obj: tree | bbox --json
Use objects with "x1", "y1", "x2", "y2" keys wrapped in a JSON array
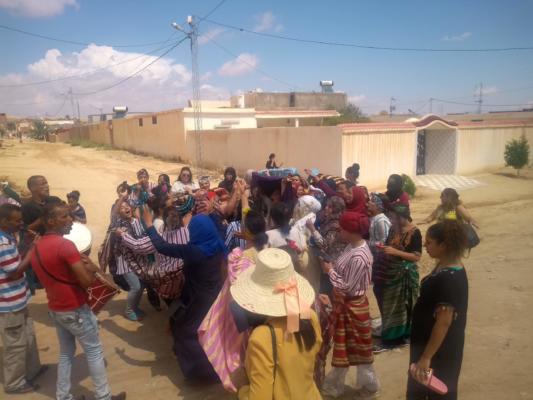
[
  {"x1": 6, "y1": 121, "x2": 16, "y2": 132},
  {"x1": 323, "y1": 103, "x2": 370, "y2": 125},
  {"x1": 30, "y1": 120, "x2": 49, "y2": 141},
  {"x1": 504, "y1": 134, "x2": 530, "y2": 176}
]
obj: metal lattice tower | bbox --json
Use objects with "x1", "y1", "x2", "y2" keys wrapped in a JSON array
[{"x1": 189, "y1": 16, "x2": 203, "y2": 165}]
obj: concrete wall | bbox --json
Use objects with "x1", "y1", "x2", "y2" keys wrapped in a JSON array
[
  {"x1": 233, "y1": 92, "x2": 347, "y2": 111},
  {"x1": 111, "y1": 110, "x2": 188, "y2": 161},
  {"x1": 456, "y1": 124, "x2": 533, "y2": 174},
  {"x1": 183, "y1": 109, "x2": 257, "y2": 132},
  {"x1": 187, "y1": 126, "x2": 343, "y2": 176},
  {"x1": 342, "y1": 129, "x2": 416, "y2": 189}
]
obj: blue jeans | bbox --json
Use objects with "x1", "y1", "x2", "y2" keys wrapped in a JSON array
[
  {"x1": 123, "y1": 271, "x2": 144, "y2": 314},
  {"x1": 49, "y1": 305, "x2": 111, "y2": 400}
]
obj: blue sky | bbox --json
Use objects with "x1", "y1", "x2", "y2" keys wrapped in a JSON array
[{"x1": 1, "y1": 0, "x2": 532, "y2": 117}]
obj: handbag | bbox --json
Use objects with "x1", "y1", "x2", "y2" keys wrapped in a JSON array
[
  {"x1": 267, "y1": 324, "x2": 277, "y2": 399},
  {"x1": 463, "y1": 223, "x2": 480, "y2": 249}
]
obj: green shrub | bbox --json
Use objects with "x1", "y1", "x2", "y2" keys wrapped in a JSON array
[
  {"x1": 504, "y1": 134, "x2": 530, "y2": 176},
  {"x1": 401, "y1": 174, "x2": 417, "y2": 197}
]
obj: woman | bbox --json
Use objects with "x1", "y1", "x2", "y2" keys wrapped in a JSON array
[
  {"x1": 266, "y1": 202, "x2": 305, "y2": 250},
  {"x1": 375, "y1": 204, "x2": 421, "y2": 351},
  {"x1": 198, "y1": 208, "x2": 269, "y2": 392},
  {"x1": 171, "y1": 166, "x2": 199, "y2": 195},
  {"x1": 408, "y1": 220, "x2": 469, "y2": 400},
  {"x1": 320, "y1": 212, "x2": 380, "y2": 399},
  {"x1": 345, "y1": 162, "x2": 361, "y2": 185},
  {"x1": 142, "y1": 209, "x2": 226, "y2": 381},
  {"x1": 66, "y1": 190, "x2": 87, "y2": 223},
  {"x1": 112, "y1": 200, "x2": 147, "y2": 321},
  {"x1": 265, "y1": 153, "x2": 282, "y2": 169},
  {"x1": 218, "y1": 167, "x2": 237, "y2": 194},
  {"x1": 129, "y1": 168, "x2": 156, "y2": 212},
  {"x1": 423, "y1": 188, "x2": 479, "y2": 228},
  {"x1": 231, "y1": 248, "x2": 321, "y2": 400},
  {"x1": 151, "y1": 173, "x2": 171, "y2": 200},
  {"x1": 337, "y1": 180, "x2": 368, "y2": 216},
  {"x1": 385, "y1": 174, "x2": 410, "y2": 208},
  {"x1": 367, "y1": 192, "x2": 391, "y2": 249}
]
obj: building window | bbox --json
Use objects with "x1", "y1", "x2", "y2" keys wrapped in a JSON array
[
  {"x1": 138, "y1": 118, "x2": 143, "y2": 127},
  {"x1": 152, "y1": 116, "x2": 157, "y2": 125}
]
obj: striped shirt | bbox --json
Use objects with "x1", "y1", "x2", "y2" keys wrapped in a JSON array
[
  {"x1": 115, "y1": 218, "x2": 145, "y2": 275},
  {"x1": 0, "y1": 231, "x2": 30, "y2": 313},
  {"x1": 225, "y1": 221, "x2": 246, "y2": 251},
  {"x1": 369, "y1": 213, "x2": 391, "y2": 248},
  {"x1": 328, "y1": 242, "x2": 373, "y2": 297},
  {"x1": 121, "y1": 227, "x2": 189, "y2": 299}
]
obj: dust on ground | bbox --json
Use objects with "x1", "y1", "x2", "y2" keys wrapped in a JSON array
[{"x1": 1, "y1": 140, "x2": 532, "y2": 400}]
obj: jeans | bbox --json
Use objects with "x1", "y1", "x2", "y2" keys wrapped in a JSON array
[
  {"x1": 123, "y1": 271, "x2": 144, "y2": 314},
  {"x1": 49, "y1": 305, "x2": 111, "y2": 400}
]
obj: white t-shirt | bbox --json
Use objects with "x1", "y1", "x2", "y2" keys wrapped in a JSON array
[{"x1": 170, "y1": 181, "x2": 199, "y2": 194}]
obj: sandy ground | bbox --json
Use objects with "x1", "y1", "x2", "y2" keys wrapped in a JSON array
[{"x1": 1, "y1": 139, "x2": 532, "y2": 400}]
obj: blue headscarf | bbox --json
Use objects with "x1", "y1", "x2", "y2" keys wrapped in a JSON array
[{"x1": 189, "y1": 214, "x2": 227, "y2": 257}]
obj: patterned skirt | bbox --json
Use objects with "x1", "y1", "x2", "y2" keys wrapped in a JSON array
[
  {"x1": 381, "y1": 260, "x2": 419, "y2": 341},
  {"x1": 330, "y1": 292, "x2": 373, "y2": 367}
]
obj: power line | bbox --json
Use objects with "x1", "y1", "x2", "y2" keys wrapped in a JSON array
[
  {"x1": 207, "y1": 37, "x2": 303, "y2": 90},
  {"x1": 72, "y1": 37, "x2": 188, "y2": 96},
  {"x1": 197, "y1": 0, "x2": 229, "y2": 23},
  {"x1": 0, "y1": 23, "x2": 179, "y2": 48},
  {"x1": 204, "y1": 19, "x2": 533, "y2": 52},
  {"x1": 0, "y1": 39, "x2": 182, "y2": 88},
  {"x1": 431, "y1": 98, "x2": 531, "y2": 107}
]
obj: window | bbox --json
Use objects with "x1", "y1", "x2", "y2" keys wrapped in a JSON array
[
  {"x1": 152, "y1": 116, "x2": 157, "y2": 125},
  {"x1": 138, "y1": 118, "x2": 143, "y2": 127}
]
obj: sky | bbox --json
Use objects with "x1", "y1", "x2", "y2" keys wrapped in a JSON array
[{"x1": 0, "y1": 0, "x2": 532, "y2": 118}]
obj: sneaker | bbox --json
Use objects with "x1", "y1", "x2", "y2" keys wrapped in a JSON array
[
  {"x1": 135, "y1": 308, "x2": 146, "y2": 318},
  {"x1": 111, "y1": 392, "x2": 126, "y2": 400},
  {"x1": 125, "y1": 310, "x2": 143, "y2": 321},
  {"x1": 5, "y1": 382, "x2": 39, "y2": 394},
  {"x1": 372, "y1": 344, "x2": 389, "y2": 354},
  {"x1": 321, "y1": 382, "x2": 345, "y2": 398},
  {"x1": 353, "y1": 387, "x2": 380, "y2": 399}
]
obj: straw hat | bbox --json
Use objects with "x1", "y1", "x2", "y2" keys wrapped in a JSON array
[{"x1": 230, "y1": 248, "x2": 315, "y2": 318}]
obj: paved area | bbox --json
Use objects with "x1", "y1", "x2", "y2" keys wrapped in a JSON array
[{"x1": 413, "y1": 174, "x2": 486, "y2": 192}]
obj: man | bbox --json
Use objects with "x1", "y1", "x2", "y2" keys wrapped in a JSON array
[
  {"x1": 0, "y1": 204, "x2": 47, "y2": 394},
  {"x1": 30, "y1": 203, "x2": 126, "y2": 400},
  {"x1": 21, "y1": 176, "x2": 64, "y2": 234}
]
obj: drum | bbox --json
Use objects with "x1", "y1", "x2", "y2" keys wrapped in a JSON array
[
  {"x1": 87, "y1": 273, "x2": 121, "y2": 314},
  {"x1": 64, "y1": 222, "x2": 92, "y2": 255}
]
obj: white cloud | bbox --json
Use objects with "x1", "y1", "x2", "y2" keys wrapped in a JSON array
[
  {"x1": 198, "y1": 28, "x2": 225, "y2": 45},
  {"x1": 218, "y1": 53, "x2": 258, "y2": 77},
  {"x1": 253, "y1": 11, "x2": 283, "y2": 33},
  {"x1": 0, "y1": 45, "x2": 195, "y2": 117},
  {"x1": 348, "y1": 94, "x2": 366, "y2": 104},
  {"x1": 480, "y1": 86, "x2": 498, "y2": 95},
  {"x1": 0, "y1": 0, "x2": 78, "y2": 18},
  {"x1": 441, "y1": 32, "x2": 472, "y2": 42}
]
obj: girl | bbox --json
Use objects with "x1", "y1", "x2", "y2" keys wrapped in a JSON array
[
  {"x1": 423, "y1": 188, "x2": 479, "y2": 228},
  {"x1": 321, "y1": 211, "x2": 380, "y2": 399},
  {"x1": 66, "y1": 190, "x2": 87, "y2": 224},
  {"x1": 408, "y1": 220, "x2": 469, "y2": 400}
]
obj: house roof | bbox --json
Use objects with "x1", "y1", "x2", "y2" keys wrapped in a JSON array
[{"x1": 255, "y1": 109, "x2": 339, "y2": 119}]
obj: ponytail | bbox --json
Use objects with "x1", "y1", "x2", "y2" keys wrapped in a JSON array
[{"x1": 294, "y1": 318, "x2": 317, "y2": 352}]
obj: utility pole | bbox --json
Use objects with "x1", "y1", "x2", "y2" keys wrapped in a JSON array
[
  {"x1": 68, "y1": 87, "x2": 75, "y2": 120},
  {"x1": 76, "y1": 101, "x2": 81, "y2": 122},
  {"x1": 429, "y1": 97, "x2": 434, "y2": 114},
  {"x1": 389, "y1": 97, "x2": 396, "y2": 118},
  {"x1": 173, "y1": 16, "x2": 203, "y2": 166},
  {"x1": 475, "y1": 82, "x2": 483, "y2": 114}
]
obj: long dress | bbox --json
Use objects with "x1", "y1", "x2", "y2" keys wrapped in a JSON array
[
  {"x1": 407, "y1": 267, "x2": 468, "y2": 400},
  {"x1": 146, "y1": 226, "x2": 224, "y2": 381}
]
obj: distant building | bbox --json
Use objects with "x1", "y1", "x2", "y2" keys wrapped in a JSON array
[{"x1": 230, "y1": 91, "x2": 347, "y2": 111}]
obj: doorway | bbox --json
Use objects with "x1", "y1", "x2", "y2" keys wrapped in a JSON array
[{"x1": 416, "y1": 130, "x2": 426, "y2": 175}]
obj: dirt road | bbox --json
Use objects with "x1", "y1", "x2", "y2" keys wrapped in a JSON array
[{"x1": 1, "y1": 140, "x2": 532, "y2": 399}]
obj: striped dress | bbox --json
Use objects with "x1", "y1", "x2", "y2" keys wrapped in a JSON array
[
  {"x1": 0, "y1": 231, "x2": 30, "y2": 313},
  {"x1": 328, "y1": 242, "x2": 374, "y2": 367}
]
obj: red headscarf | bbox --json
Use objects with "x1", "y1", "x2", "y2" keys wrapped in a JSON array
[{"x1": 339, "y1": 211, "x2": 370, "y2": 236}]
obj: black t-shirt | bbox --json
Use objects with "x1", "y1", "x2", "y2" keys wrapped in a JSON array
[
  {"x1": 411, "y1": 267, "x2": 469, "y2": 359},
  {"x1": 21, "y1": 196, "x2": 63, "y2": 234},
  {"x1": 405, "y1": 229, "x2": 422, "y2": 254}
]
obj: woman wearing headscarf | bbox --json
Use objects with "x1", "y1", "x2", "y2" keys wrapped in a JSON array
[
  {"x1": 385, "y1": 174, "x2": 410, "y2": 209},
  {"x1": 218, "y1": 167, "x2": 237, "y2": 194},
  {"x1": 320, "y1": 211, "x2": 380, "y2": 399},
  {"x1": 231, "y1": 248, "x2": 321, "y2": 400},
  {"x1": 374, "y1": 204, "x2": 421, "y2": 352},
  {"x1": 142, "y1": 208, "x2": 226, "y2": 381}
]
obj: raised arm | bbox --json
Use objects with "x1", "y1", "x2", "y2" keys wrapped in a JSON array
[{"x1": 457, "y1": 204, "x2": 479, "y2": 228}]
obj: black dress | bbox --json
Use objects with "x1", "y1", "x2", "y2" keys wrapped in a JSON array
[
  {"x1": 407, "y1": 267, "x2": 468, "y2": 400},
  {"x1": 146, "y1": 226, "x2": 224, "y2": 381}
]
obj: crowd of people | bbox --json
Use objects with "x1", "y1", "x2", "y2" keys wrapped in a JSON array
[{"x1": 0, "y1": 159, "x2": 478, "y2": 400}]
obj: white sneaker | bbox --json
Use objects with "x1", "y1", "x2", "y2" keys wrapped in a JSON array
[{"x1": 353, "y1": 387, "x2": 380, "y2": 399}]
